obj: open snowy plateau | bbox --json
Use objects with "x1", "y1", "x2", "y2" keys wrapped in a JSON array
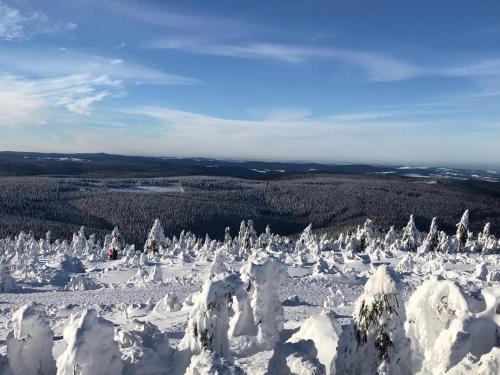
[{"x1": 0, "y1": 216, "x2": 498, "y2": 374}]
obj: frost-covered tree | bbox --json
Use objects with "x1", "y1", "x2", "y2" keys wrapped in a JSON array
[
  {"x1": 57, "y1": 309, "x2": 123, "y2": 375},
  {"x1": 402, "y1": 214, "x2": 420, "y2": 252},
  {"x1": 336, "y1": 265, "x2": 411, "y2": 374},
  {"x1": 418, "y1": 217, "x2": 439, "y2": 253},
  {"x1": 7, "y1": 303, "x2": 56, "y2": 375},
  {"x1": 383, "y1": 226, "x2": 397, "y2": 249},
  {"x1": 71, "y1": 226, "x2": 86, "y2": 257},
  {"x1": 240, "y1": 256, "x2": 289, "y2": 349},
  {"x1": 177, "y1": 273, "x2": 245, "y2": 373},
  {"x1": 207, "y1": 248, "x2": 229, "y2": 277},
  {"x1": 357, "y1": 219, "x2": 374, "y2": 252},
  {"x1": 456, "y1": 210, "x2": 469, "y2": 250},
  {"x1": 224, "y1": 227, "x2": 232, "y2": 245},
  {"x1": 144, "y1": 219, "x2": 167, "y2": 253},
  {"x1": 240, "y1": 220, "x2": 258, "y2": 250},
  {"x1": 111, "y1": 226, "x2": 126, "y2": 250}
]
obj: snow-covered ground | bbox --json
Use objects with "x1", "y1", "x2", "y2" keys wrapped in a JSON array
[{"x1": 0, "y1": 214, "x2": 498, "y2": 374}]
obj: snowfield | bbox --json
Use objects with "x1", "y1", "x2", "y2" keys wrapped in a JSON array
[{"x1": 0, "y1": 213, "x2": 498, "y2": 374}]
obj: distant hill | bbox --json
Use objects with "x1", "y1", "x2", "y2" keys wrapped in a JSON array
[{"x1": 0, "y1": 151, "x2": 498, "y2": 182}]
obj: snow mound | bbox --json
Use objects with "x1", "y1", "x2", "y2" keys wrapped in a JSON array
[
  {"x1": 50, "y1": 253, "x2": 86, "y2": 273},
  {"x1": 268, "y1": 339, "x2": 325, "y2": 375},
  {"x1": 288, "y1": 312, "x2": 342, "y2": 374},
  {"x1": 447, "y1": 346, "x2": 500, "y2": 375},
  {"x1": 126, "y1": 299, "x2": 155, "y2": 319},
  {"x1": 405, "y1": 277, "x2": 472, "y2": 373},
  {"x1": 7, "y1": 303, "x2": 56, "y2": 375},
  {"x1": 56, "y1": 309, "x2": 123, "y2": 375}
]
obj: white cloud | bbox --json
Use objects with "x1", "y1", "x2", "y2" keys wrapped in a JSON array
[
  {"x1": 0, "y1": 1, "x2": 23, "y2": 39},
  {"x1": 0, "y1": 73, "x2": 120, "y2": 126},
  {"x1": 46, "y1": 105, "x2": 494, "y2": 168},
  {"x1": 0, "y1": 77, "x2": 47, "y2": 127},
  {"x1": 0, "y1": 0, "x2": 77, "y2": 40}
]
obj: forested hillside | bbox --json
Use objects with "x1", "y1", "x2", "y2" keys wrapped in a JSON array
[{"x1": 0, "y1": 174, "x2": 498, "y2": 245}]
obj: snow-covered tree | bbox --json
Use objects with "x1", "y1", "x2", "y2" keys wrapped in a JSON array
[
  {"x1": 357, "y1": 219, "x2": 374, "y2": 252},
  {"x1": 456, "y1": 209, "x2": 469, "y2": 250},
  {"x1": 240, "y1": 256, "x2": 289, "y2": 349},
  {"x1": 402, "y1": 214, "x2": 420, "y2": 252},
  {"x1": 71, "y1": 226, "x2": 86, "y2": 257},
  {"x1": 336, "y1": 265, "x2": 411, "y2": 374},
  {"x1": 7, "y1": 303, "x2": 56, "y2": 375},
  {"x1": 418, "y1": 217, "x2": 439, "y2": 253},
  {"x1": 144, "y1": 219, "x2": 167, "y2": 253},
  {"x1": 224, "y1": 227, "x2": 232, "y2": 245},
  {"x1": 111, "y1": 226, "x2": 125, "y2": 250},
  {"x1": 383, "y1": 226, "x2": 397, "y2": 249},
  {"x1": 57, "y1": 309, "x2": 123, "y2": 375},
  {"x1": 178, "y1": 273, "x2": 244, "y2": 373}
]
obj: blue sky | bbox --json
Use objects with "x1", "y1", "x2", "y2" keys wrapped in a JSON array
[{"x1": 0, "y1": 0, "x2": 499, "y2": 169}]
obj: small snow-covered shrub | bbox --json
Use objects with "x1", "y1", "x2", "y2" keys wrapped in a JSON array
[
  {"x1": 117, "y1": 320, "x2": 172, "y2": 374},
  {"x1": 128, "y1": 267, "x2": 149, "y2": 286},
  {"x1": 56, "y1": 309, "x2": 123, "y2": 375},
  {"x1": 64, "y1": 275, "x2": 100, "y2": 291},
  {"x1": 154, "y1": 292, "x2": 182, "y2": 313},
  {"x1": 207, "y1": 249, "x2": 229, "y2": 277},
  {"x1": 323, "y1": 287, "x2": 345, "y2": 310},
  {"x1": 148, "y1": 264, "x2": 163, "y2": 282},
  {"x1": 185, "y1": 351, "x2": 244, "y2": 375},
  {"x1": 7, "y1": 303, "x2": 56, "y2": 375}
]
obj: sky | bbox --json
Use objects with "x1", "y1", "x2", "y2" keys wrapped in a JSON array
[{"x1": 0, "y1": 0, "x2": 499, "y2": 169}]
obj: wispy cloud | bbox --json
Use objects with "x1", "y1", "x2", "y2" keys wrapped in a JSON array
[
  {"x1": 0, "y1": 0, "x2": 76, "y2": 40},
  {"x1": 0, "y1": 47, "x2": 200, "y2": 86},
  {"x1": 151, "y1": 36, "x2": 500, "y2": 84},
  {"x1": 151, "y1": 39, "x2": 421, "y2": 81},
  {"x1": 93, "y1": 0, "x2": 263, "y2": 37}
]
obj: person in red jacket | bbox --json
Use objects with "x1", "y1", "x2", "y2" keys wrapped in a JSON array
[{"x1": 108, "y1": 247, "x2": 114, "y2": 260}]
